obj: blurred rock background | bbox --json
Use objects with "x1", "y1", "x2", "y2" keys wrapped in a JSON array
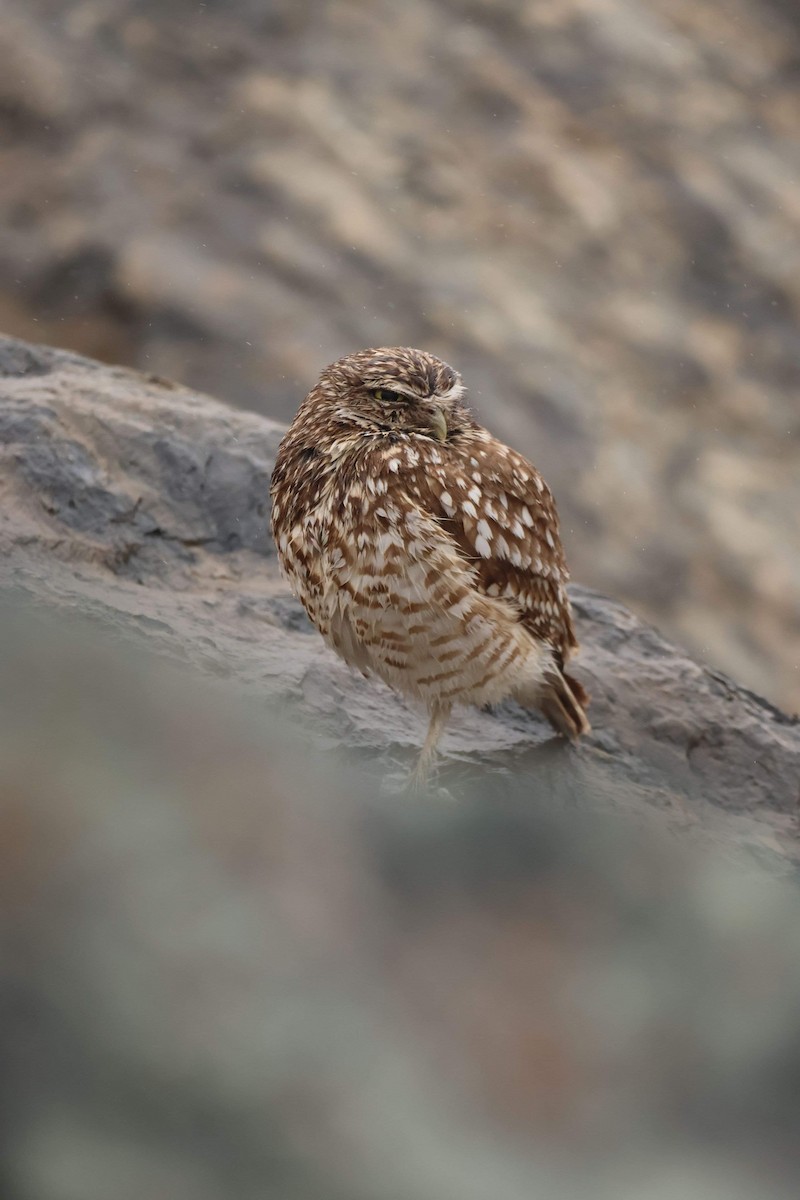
[{"x1": 0, "y1": 0, "x2": 798, "y2": 710}]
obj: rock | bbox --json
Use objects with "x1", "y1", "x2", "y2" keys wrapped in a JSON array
[
  {"x1": 1, "y1": 0, "x2": 799, "y2": 712},
  {"x1": 1, "y1": 333, "x2": 798, "y2": 869},
  {"x1": 4, "y1": 333, "x2": 800, "y2": 1200},
  {"x1": 5, "y1": 596, "x2": 800, "y2": 1200}
]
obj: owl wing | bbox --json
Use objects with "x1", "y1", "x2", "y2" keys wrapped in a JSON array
[{"x1": 414, "y1": 430, "x2": 579, "y2": 664}]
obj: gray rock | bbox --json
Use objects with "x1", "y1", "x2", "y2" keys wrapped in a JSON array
[
  {"x1": 4, "y1": 334, "x2": 800, "y2": 1200},
  {"x1": 1, "y1": 333, "x2": 798, "y2": 869},
  {"x1": 2, "y1": 0, "x2": 800, "y2": 713}
]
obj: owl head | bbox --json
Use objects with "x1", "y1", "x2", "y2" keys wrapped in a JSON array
[{"x1": 315, "y1": 347, "x2": 470, "y2": 442}]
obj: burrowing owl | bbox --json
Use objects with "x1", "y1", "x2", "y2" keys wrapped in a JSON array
[{"x1": 270, "y1": 347, "x2": 590, "y2": 782}]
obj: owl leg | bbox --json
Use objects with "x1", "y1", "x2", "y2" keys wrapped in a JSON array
[{"x1": 410, "y1": 702, "x2": 452, "y2": 788}]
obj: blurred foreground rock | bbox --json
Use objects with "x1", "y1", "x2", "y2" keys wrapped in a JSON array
[
  {"x1": 2, "y1": 565, "x2": 800, "y2": 1199},
  {"x1": 1, "y1": 334, "x2": 798, "y2": 871}
]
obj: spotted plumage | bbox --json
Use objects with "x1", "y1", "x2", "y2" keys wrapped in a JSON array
[{"x1": 270, "y1": 346, "x2": 590, "y2": 782}]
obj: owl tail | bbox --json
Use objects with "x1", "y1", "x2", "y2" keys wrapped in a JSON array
[
  {"x1": 517, "y1": 669, "x2": 591, "y2": 741},
  {"x1": 541, "y1": 670, "x2": 591, "y2": 741}
]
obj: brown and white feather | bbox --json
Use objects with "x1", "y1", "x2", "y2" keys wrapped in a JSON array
[{"x1": 270, "y1": 347, "x2": 590, "y2": 777}]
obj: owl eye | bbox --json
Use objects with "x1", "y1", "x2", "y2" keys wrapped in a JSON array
[{"x1": 371, "y1": 388, "x2": 402, "y2": 403}]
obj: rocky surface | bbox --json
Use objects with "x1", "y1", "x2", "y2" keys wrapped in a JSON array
[
  {"x1": 5, "y1": 598, "x2": 800, "y2": 1200},
  {"x1": 1, "y1": 0, "x2": 799, "y2": 711},
  {"x1": 2, "y1": 334, "x2": 798, "y2": 869},
  {"x1": 4, "y1": 334, "x2": 800, "y2": 1200}
]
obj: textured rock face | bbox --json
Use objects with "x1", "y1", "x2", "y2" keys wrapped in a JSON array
[
  {"x1": 0, "y1": 0, "x2": 799, "y2": 711},
  {"x1": 1, "y1": 334, "x2": 798, "y2": 868},
  {"x1": 3, "y1": 334, "x2": 800, "y2": 1200}
]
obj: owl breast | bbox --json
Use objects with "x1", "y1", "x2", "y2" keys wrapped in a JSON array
[{"x1": 272, "y1": 437, "x2": 549, "y2": 709}]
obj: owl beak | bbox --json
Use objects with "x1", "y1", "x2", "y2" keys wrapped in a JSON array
[{"x1": 428, "y1": 405, "x2": 448, "y2": 442}]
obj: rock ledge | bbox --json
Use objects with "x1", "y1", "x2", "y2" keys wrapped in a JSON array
[{"x1": 1, "y1": 335, "x2": 798, "y2": 867}]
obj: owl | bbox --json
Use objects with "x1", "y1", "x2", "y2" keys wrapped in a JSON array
[{"x1": 270, "y1": 347, "x2": 590, "y2": 783}]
